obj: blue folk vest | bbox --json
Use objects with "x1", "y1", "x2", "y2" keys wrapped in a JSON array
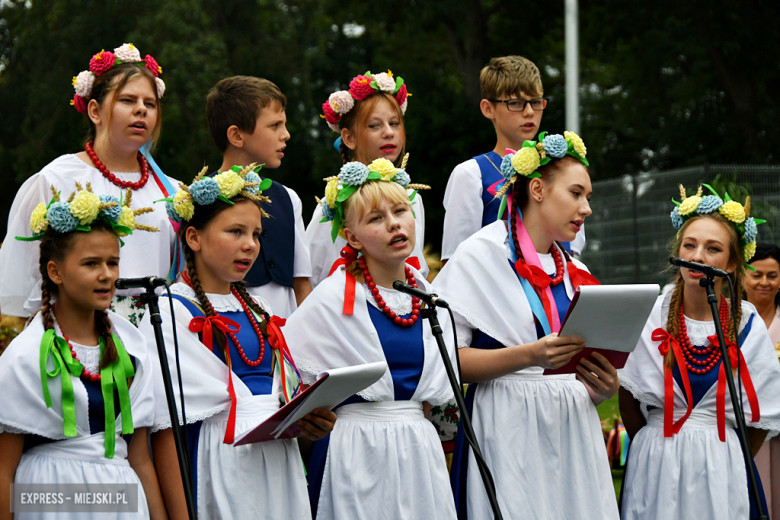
[{"x1": 474, "y1": 152, "x2": 506, "y2": 227}]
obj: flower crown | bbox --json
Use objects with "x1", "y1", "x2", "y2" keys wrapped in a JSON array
[
  {"x1": 161, "y1": 164, "x2": 273, "y2": 222},
  {"x1": 495, "y1": 131, "x2": 589, "y2": 200},
  {"x1": 671, "y1": 184, "x2": 764, "y2": 264},
  {"x1": 318, "y1": 154, "x2": 429, "y2": 242},
  {"x1": 17, "y1": 183, "x2": 159, "y2": 243},
  {"x1": 71, "y1": 43, "x2": 165, "y2": 114},
  {"x1": 321, "y1": 70, "x2": 410, "y2": 133}
]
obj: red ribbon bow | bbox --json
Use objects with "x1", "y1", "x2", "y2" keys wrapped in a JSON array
[
  {"x1": 189, "y1": 315, "x2": 241, "y2": 444},
  {"x1": 651, "y1": 328, "x2": 693, "y2": 438},
  {"x1": 709, "y1": 335, "x2": 760, "y2": 441},
  {"x1": 265, "y1": 316, "x2": 296, "y2": 402},
  {"x1": 514, "y1": 257, "x2": 555, "y2": 326},
  {"x1": 567, "y1": 262, "x2": 602, "y2": 291}
]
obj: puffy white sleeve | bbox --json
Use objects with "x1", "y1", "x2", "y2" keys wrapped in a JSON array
[
  {"x1": 0, "y1": 173, "x2": 57, "y2": 317},
  {"x1": 285, "y1": 187, "x2": 312, "y2": 278},
  {"x1": 441, "y1": 160, "x2": 483, "y2": 260},
  {"x1": 305, "y1": 204, "x2": 335, "y2": 288}
]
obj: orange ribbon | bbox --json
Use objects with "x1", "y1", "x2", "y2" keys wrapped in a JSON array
[
  {"x1": 328, "y1": 246, "x2": 423, "y2": 316},
  {"x1": 652, "y1": 328, "x2": 693, "y2": 437},
  {"x1": 709, "y1": 334, "x2": 760, "y2": 441}
]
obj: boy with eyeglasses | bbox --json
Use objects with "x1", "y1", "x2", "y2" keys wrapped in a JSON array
[{"x1": 441, "y1": 55, "x2": 585, "y2": 262}]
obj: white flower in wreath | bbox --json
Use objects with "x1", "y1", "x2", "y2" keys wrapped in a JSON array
[
  {"x1": 114, "y1": 43, "x2": 141, "y2": 62},
  {"x1": 73, "y1": 70, "x2": 94, "y2": 97},
  {"x1": 373, "y1": 72, "x2": 396, "y2": 93}
]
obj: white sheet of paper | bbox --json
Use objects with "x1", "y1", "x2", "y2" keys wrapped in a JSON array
[
  {"x1": 559, "y1": 284, "x2": 660, "y2": 353},
  {"x1": 272, "y1": 361, "x2": 388, "y2": 437}
]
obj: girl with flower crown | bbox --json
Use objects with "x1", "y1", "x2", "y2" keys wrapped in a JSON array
[
  {"x1": 433, "y1": 132, "x2": 621, "y2": 519},
  {"x1": 306, "y1": 70, "x2": 429, "y2": 287},
  {"x1": 0, "y1": 43, "x2": 180, "y2": 327},
  {"x1": 284, "y1": 161, "x2": 457, "y2": 519},
  {"x1": 619, "y1": 186, "x2": 780, "y2": 520},
  {"x1": 138, "y1": 166, "x2": 336, "y2": 520},
  {"x1": 0, "y1": 185, "x2": 166, "y2": 520}
]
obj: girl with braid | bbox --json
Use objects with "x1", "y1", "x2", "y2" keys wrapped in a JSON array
[
  {"x1": 619, "y1": 186, "x2": 780, "y2": 520},
  {"x1": 433, "y1": 132, "x2": 620, "y2": 519},
  {"x1": 0, "y1": 185, "x2": 166, "y2": 519},
  {"x1": 139, "y1": 166, "x2": 335, "y2": 520},
  {"x1": 306, "y1": 70, "x2": 429, "y2": 287}
]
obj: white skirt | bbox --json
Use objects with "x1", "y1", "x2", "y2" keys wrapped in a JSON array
[
  {"x1": 196, "y1": 394, "x2": 310, "y2": 520},
  {"x1": 468, "y1": 373, "x2": 618, "y2": 520},
  {"x1": 621, "y1": 409, "x2": 748, "y2": 520},
  {"x1": 316, "y1": 400, "x2": 456, "y2": 520},
  {"x1": 14, "y1": 433, "x2": 149, "y2": 520}
]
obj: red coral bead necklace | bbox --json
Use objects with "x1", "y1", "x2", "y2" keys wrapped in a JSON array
[
  {"x1": 181, "y1": 271, "x2": 267, "y2": 366},
  {"x1": 677, "y1": 297, "x2": 730, "y2": 375},
  {"x1": 549, "y1": 246, "x2": 565, "y2": 286},
  {"x1": 85, "y1": 141, "x2": 150, "y2": 190},
  {"x1": 360, "y1": 257, "x2": 421, "y2": 327}
]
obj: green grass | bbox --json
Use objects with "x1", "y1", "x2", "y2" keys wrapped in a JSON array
[{"x1": 597, "y1": 394, "x2": 624, "y2": 501}]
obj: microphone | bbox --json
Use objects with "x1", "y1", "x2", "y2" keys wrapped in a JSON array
[
  {"x1": 669, "y1": 256, "x2": 730, "y2": 278},
  {"x1": 392, "y1": 280, "x2": 449, "y2": 308},
  {"x1": 115, "y1": 276, "x2": 172, "y2": 290}
]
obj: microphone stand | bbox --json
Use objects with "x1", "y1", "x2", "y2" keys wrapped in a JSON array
[
  {"x1": 138, "y1": 287, "x2": 198, "y2": 520},
  {"x1": 420, "y1": 304, "x2": 504, "y2": 520},
  {"x1": 699, "y1": 275, "x2": 767, "y2": 519}
]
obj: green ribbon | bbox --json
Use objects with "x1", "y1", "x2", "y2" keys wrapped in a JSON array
[
  {"x1": 39, "y1": 329, "x2": 85, "y2": 437},
  {"x1": 99, "y1": 334, "x2": 136, "y2": 458}
]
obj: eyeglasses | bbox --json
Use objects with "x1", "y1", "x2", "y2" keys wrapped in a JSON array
[{"x1": 489, "y1": 97, "x2": 548, "y2": 112}]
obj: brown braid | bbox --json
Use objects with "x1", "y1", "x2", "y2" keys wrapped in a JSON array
[
  {"x1": 183, "y1": 246, "x2": 229, "y2": 362},
  {"x1": 95, "y1": 310, "x2": 118, "y2": 369},
  {"x1": 38, "y1": 250, "x2": 56, "y2": 333},
  {"x1": 729, "y1": 269, "x2": 744, "y2": 344},
  {"x1": 230, "y1": 281, "x2": 269, "y2": 337},
  {"x1": 339, "y1": 141, "x2": 351, "y2": 165}
]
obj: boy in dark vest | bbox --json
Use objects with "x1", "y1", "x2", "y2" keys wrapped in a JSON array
[
  {"x1": 440, "y1": 56, "x2": 585, "y2": 264},
  {"x1": 206, "y1": 76, "x2": 312, "y2": 318}
]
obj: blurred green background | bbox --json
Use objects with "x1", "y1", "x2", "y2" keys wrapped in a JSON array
[{"x1": 1, "y1": 0, "x2": 777, "y2": 253}]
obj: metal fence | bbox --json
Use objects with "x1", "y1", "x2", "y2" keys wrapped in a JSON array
[{"x1": 579, "y1": 165, "x2": 780, "y2": 286}]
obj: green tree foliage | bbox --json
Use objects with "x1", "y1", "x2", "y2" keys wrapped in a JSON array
[{"x1": 0, "y1": 0, "x2": 775, "y2": 252}]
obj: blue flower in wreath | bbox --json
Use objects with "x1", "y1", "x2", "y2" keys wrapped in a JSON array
[
  {"x1": 165, "y1": 201, "x2": 182, "y2": 223},
  {"x1": 244, "y1": 172, "x2": 261, "y2": 195},
  {"x1": 339, "y1": 162, "x2": 370, "y2": 186},
  {"x1": 393, "y1": 169, "x2": 411, "y2": 188},
  {"x1": 542, "y1": 134, "x2": 567, "y2": 159},
  {"x1": 671, "y1": 206, "x2": 683, "y2": 230},
  {"x1": 744, "y1": 217, "x2": 758, "y2": 244},
  {"x1": 322, "y1": 201, "x2": 335, "y2": 221},
  {"x1": 696, "y1": 195, "x2": 723, "y2": 214},
  {"x1": 48, "y1": 202, "x2": 79, "y2": 233},
  {"x1": 500, "y1": 154, "x2": 515, "y2": 181},
  {"x1": 98, "y1": 194, "x2": 122, "y2": 222},
  {"x1": 189, "y1": 177, "x2": 221, "y2": 206}
]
